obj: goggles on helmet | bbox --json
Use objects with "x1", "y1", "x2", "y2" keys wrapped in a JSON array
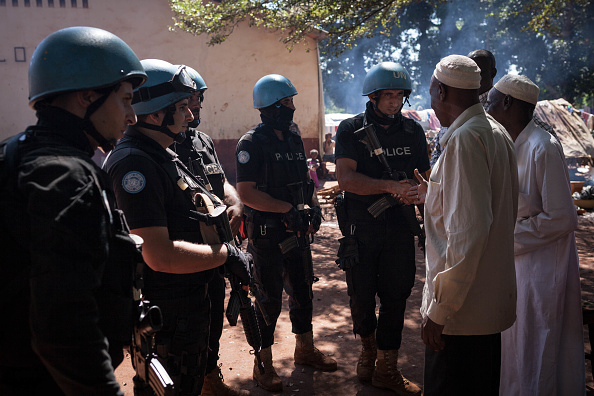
[{"x1": 133, "y1": 65, "x2": 197, "y2": 104}]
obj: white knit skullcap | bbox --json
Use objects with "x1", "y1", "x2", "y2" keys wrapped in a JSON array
[
  {"x1": 433, "y1": 55, "x2": 481, "y2": 89},
  {"x1": 494, "y1": 74, "x2": 539, "y2": 105}
]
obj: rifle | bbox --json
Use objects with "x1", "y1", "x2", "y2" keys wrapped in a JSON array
[
  {"x1": 131, "y1": 300, "x2": 175, "y2": 396},
  {"x1": 278, "y1": 181, "x2": 318, "y2": 299},
  {"x1": 354, "y1": 124, "x2": 425, "y2": 249},
  {"x1": 225, "y1": 268, "x2": 269, "y2": 375},
  {"x1": 167, "y1": 149, "x2": 270, "y2": 374}
]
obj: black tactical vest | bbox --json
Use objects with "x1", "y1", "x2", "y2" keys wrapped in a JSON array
[{"x1": 242, "y1": 123, "x2": 310, "y2": 204}]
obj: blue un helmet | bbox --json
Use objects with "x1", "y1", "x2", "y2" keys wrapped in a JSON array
[
  {"x1": 362, "y1": 62, "x2": 412, "y2": 97},
  {"x1": 179, "y1": 65, "x2": 207, "y2": 128},
  {"x1": 253, "y1": 74, "x2": 298, "y2": 109},
  {"x1": 185, "y1": 66, "x2": 207, "y2": 92},
  {"x1": 28, "y1": 26, "x2": 147, "y2": 108},
  {"x1": 133, "y1": 59, "x2": 196, "y2": 143},
  {"x1": 28, "y1": 26, "x2": 147, "y2": 152},
  {"x1": 132, "y1": 59, "x2": 196, "y2": 115}
]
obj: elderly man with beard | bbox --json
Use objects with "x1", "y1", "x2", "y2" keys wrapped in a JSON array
[
  {"x1": 486, "y1": 74, "x2": 585, "y2": 396},
  {"x1": 409, "y1": 55, "x2": 519, "y2": 396}
]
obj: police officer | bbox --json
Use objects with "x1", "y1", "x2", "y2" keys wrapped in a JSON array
[
  {"x1": 334, "y1": 62, "x2": 428, "y2": 395},
  {"x1": 0, "y1": 26, "x2": 147, "y2": 395},
  {"x1": 236, "y1": 74, "x2": 337, "y2": 393},
  {"x1": 103, "y1": 59, "x2": 251, "y2": 395},
  {"x1": 169, "y1": 66, "x2": 249, "y2": 396}
]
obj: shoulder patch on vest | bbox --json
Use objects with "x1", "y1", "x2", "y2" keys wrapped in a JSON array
[
  {"x1": 237, "y1": 150, "x2": 250, "y2": 164},
  {"x1": 122, "y1": 171, "x2": 146, "y2": 194}
]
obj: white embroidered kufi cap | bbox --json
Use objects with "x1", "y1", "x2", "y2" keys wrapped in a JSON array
[
  {"x1": 494, "y1": 74, "x2": 539, "y2": 105},
  {"x1": 433, "y1": 55, "x2": 481, "y2": 89}
]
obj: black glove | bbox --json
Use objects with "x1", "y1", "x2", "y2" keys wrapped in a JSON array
[
  {"x1": 224, "y1": 242, "x2": 251, "y2": 285},
  {"x1": 309, "y1": 206, "x2": 323, "y2": 232},
  {"x1": 335, "y1": 236, "x2": 359, "y2": 270},
  {"x1": 282, "y1": 206, "x2": 306, "y2": 233}
]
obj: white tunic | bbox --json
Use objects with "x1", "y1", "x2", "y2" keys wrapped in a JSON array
[
  {"x1": 422, "y1": 104, "x2": 518, "y2": 335},
  {"x1": 500, "y1": 120, "x2": 585, "y2": 395}
]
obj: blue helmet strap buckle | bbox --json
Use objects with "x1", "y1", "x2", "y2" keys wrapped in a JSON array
[{"x1": 133, "y1": 65, "x2": 196, "y2": 104}]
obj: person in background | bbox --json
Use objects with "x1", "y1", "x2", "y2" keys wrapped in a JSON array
[
  {"x1": 0, "y1": 26, "x2": 147, "y2": 395},
  {"x1": 322, "y1": 132, "x2": 335, "y2": 179},
  {"x1": 308, "y1": 148, "x2": 321, "y2": 188},
  {"x1": 486, "y1": 74, "x2": 585, "y2": 396}
]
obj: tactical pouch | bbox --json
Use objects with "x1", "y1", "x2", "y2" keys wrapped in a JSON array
[
  {"x1": 226, "y1": 290, "x2": 241, "y2": 326},
  {"x1": 335, "y1": 236, "x2": 359, "y2": 271},
  {"x1": 334, "y1": 192, "x2": 349, "y2": 236},
  {"x1": 194, "y1": 192, "x2": 223, "y2": 244}
]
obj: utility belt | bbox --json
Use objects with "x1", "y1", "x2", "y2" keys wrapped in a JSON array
[{"x1": 244, "y1": 210, "x2": 287, "y2": 241}]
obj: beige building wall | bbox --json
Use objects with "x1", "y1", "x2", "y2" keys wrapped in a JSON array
[{"x1": 0, "y1": 0, "x2": 324, "y2": 179}]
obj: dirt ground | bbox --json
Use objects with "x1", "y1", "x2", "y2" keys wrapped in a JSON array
[{"x1": 115, "y1": 200, "x2": 594, "y2": 396}]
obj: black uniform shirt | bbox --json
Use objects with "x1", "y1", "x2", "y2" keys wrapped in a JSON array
[
  {"x1": 336, "y1": 110, "x2": 430, "y2": 190},
  {"x1": 171, "y1": 128, "x2": 226, "y2": 201},
  {"x1": 236, "y1": 123, "x2": 308, "y2": 208},
  {"x1": 335, "y1": 108, "x2": 430, "y2": 222},
  {"x1": 0, "y1": 107, "x2": 124, "y2": 395},
  {"x1": 104, "y1": 127, "x2": 212, "y2": 295}
]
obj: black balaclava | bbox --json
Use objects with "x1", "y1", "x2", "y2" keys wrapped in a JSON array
[{"x1": 259, "y1": 102, "x2": 295, "y2": 132}]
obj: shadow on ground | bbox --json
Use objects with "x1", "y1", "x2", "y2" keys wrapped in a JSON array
[{"x1": 116, "y1": 211, "x2": 594, "y2": 395}]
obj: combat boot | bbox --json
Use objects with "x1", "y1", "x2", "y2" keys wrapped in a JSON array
[
  {"x1": 294, "y1": 330, "x2": 337, "y2": 372},
  {"x1": 372, "y1": 349, "x2": 421, "y2": 396},
  {"x1": 201, "y1": 366, "x2": 251, "y2": 396},
  {"x1": 253, "y1": 346, "x2": 283, "y2": 392},
  {"x1": 356, "y1": 332, "x2": 377, "y2": 382}
]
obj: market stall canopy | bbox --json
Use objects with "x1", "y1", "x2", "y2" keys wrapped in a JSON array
[
  {"x1": 535, "y1": 98, "x2": 594, "y2": 161},
  {"x1": 402, "y1": 108, "x2": 441, "y2": 133}
]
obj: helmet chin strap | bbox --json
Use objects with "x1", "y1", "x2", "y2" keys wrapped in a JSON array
[
  {"x1": 137, "y1": 106, "x2": 186, "y2": 143},
  {"x1": 81, "y1": 91, "x2": 117, "y2": 153},
  {"x1": 371, "y1": 94, "x2": 412, "y2": 125}
]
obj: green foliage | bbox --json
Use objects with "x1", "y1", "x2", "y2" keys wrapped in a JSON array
[
  {"x1": 319, "y1": 0, "x2": 594, "y2": 111},
  {"x1": 324, "y1": 96, "x2": 347, "y2": 114},
  {"x1": 170, "y1": 0, "x2": 445, "y2": 51},
  {"x1": 169, "y1": 0, "x2": 594, "y2": 110}
]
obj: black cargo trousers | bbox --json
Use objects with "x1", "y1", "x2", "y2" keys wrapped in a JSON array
[
  {"x1": 344, "y1": 204, "x2": 416, "y2": 350},
  {"x1": 246, "y1": 217, "x2": 313, "y2": 348}
]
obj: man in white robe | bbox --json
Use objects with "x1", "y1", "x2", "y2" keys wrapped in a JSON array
[{"x1": 486, "y1": 74, "x2": 585, "y2": 396}]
